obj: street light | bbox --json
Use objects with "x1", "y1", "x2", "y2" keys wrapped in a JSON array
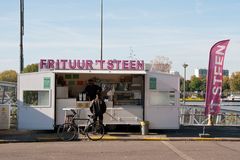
[
  {"x1": 20, "y1": 0, "x2": 24, "y2": 73},
  {"x1": 183, "y1": 63, "x2": 188, "y2": 104},
  {"x1": 100, "y1": 0, "x2": 103, "y2": 60}
]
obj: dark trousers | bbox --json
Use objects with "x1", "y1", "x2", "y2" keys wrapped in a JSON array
[{"x1": 93, "y1": 114, "x2": 103, "y2": 124}]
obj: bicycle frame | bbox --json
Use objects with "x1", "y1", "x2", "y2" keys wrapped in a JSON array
[
  {"x1": 69, "y1": 109, "x2": 92, "y2": 134},
  {"x1": 58, "y1": 108, "x2": 105, "y2": 141}
]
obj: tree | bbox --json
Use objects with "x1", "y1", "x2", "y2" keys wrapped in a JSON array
[
  {"x1": 230, "y1": 72, "x2": 240, "y2": 91},
  {"x1": 189, "y1": 76, "x2": 201, "y2": 92},
  {"x1": 186, "y1": 80, "x2": 191, "y2": 92},
  {"x1": 23, "y1": 63, "x2": 38, "y2": 73},
  {"x1": 222, "y1": 76, "x2": 230, "y2": 92},
  {"x1": 0, "y1": 70, "x2": 17, "y2": 82},
  {"x1": 189, "y1": 76, "x2": 206, "y2": 93},
  {"x1": 180, "y1": 77, "x2": 190, "y2": 92},
  {"x1": 150, "y1": 56, "x2": 172, "y2": 73},
  {"x1": 199, "y1": 77, "x2": 206, "y2": 93},
  {"x1": 180, "y1": 77, "x2": 191, "y2": 98}
]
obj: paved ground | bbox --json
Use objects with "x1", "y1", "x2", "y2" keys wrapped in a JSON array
[
  {"x1": 1, "y1": 141, "x2": 240, "y2": 160},
  {"x1": 0, "y1": 126, "x2": 240, "y2": 143}
]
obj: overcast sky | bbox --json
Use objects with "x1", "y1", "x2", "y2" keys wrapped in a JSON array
[{"x1": 0, "y1": 0, "x2": 240, "y2": 79}]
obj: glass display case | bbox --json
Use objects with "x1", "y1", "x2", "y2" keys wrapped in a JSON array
[
  {"x1": 114, "y1": 90, "x2": 142, "y2": 105},
  {"x1": 100, "y1": 75, "x2": 144, "y2": 106}
]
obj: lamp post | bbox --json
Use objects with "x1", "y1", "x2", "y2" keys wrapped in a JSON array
[
  {"x1": 183, "y1": 63, "x2": 188, "y2": 104},
  {"x1": 20, "y1": 0, "x2": 24, "y2": 73},
  {"x1": 100, "y1": 0, "x2": 103, "y2": 60}
]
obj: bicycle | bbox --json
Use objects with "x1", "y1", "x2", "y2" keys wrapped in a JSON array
[{"x1": 57, "y1": 109, "x2": 105, "y2": 141}]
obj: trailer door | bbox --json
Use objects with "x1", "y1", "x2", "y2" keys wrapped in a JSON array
[
  {"x1": 18, "y1": 72, "x2": 55, "y2": 130},
  {"x1": 145, "y1": 72, "x2": 180, "y2": 129}
]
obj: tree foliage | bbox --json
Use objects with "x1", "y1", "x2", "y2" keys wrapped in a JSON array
[
  {"x1": 199, "y1": 77, "x2": 206, "y2": 92},
  {"x1": 180, "y1": 71, "x2": 240, "y2": 96},
  {"x1": 180, "y1": 77, "x2": 190, "y2": 92},
  {"x1": 150, "y1": 56, "x2": 172, "y2": 73},
  {"x1": 230, "y1": 72, "x2": 240, "y2": 91},
  {"x1": 222, "y1": 76, "x2": 230, "y2": 92},
  {"x1": 189, "y1": 76, "x2": 203, "y2": 92},
  {"x1": 23, "y1": 63, "x2": 38, "y2": 73},
  {"x1": 0, "y1": 70, "x2": 17, "y2": 82}
]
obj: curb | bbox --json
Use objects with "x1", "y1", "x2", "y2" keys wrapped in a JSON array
[
  {"x1": 101, "y1": 137, "x2": 240, "y2": 141},
  {"x1": 2, "y1": 136, "x2": 240, "y2": 144}
]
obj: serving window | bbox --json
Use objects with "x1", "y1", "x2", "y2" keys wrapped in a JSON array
[{"x1": 56, "y1": 73, "x2": 144, "y2": 107}]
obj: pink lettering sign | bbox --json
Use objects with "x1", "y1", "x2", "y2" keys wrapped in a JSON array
[{"x1": 39, "y1": 59, "x2": 145, "y2": 71}]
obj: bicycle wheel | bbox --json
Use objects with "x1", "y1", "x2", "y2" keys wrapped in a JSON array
[
  {"x1": 85, "y1": 122, "x2": 105, "y2": 141},
  {"x1": 57, "y1": 123, "x2": 77, "y2": 141}
]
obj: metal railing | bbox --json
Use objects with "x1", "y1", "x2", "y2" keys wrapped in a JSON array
[
  {"x1": 0, "y1": 81, "x2": 17, "y2": 105},
  {"x1": 0, "y1": 81, "x2": 17, "y2": 128},
  {"x1": 10, "y1": 105, "x2": 17, "y2": 127},
  {"x1": 180, "y1": 105, "x2": 240, "y2": 126}
]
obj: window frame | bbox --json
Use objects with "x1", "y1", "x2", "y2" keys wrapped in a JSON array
[
  {"x1": 149, "y1": 90, "x2": 176, "y2": 106},
  {"x1": 22, "y1": 89, "x2": 51, "y2": 108}
]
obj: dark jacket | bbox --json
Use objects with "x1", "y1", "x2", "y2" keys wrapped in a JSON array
[
  {"x1": 90, "y1": 99, "x2": 106, "y2": 116},
  {"x1": 84, "y1": 84, "x2": 102, "y2": 101}
]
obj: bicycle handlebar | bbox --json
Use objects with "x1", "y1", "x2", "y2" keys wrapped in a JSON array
[{"x1": 70, "y1": 109, "x2": 77, "y2": 115}]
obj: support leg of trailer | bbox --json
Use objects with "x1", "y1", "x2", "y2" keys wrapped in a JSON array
[{"x1": 199, "y1": 125, "x2": 210, "y2": 137}]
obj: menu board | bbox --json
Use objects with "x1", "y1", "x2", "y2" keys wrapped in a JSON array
[{"x1": 0, "y1": 105, "x2": 10, "y2": 129}]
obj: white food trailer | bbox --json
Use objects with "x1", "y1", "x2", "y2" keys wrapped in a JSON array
[{"x1": 17, "y1": 59, "x2": 180, "y2": 130}]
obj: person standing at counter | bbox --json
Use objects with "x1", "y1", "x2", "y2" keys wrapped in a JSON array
[
  {"x1": 84, "y1": 79, "x2": 102, "y2": 101},
  {"x1": 90, "y1": 93, "x2": 106, "y2": 124}
]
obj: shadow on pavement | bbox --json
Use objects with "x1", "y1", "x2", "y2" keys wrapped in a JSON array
[
  {"x1": 150, "y1": 126, "x2": 240, "y2": 138},
  {"x1": 1, "y1": 125, "x2": 240, "y2": 143}
]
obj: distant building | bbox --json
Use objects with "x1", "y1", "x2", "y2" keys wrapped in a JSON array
[
  {"x1": 195, "y1": 69, "x2": 229, "y2": 78},
  {"x1": 223, "y1": 70, "x2": 229, "y2": 77},
  {"x1": 195, "y1": 69, "x2": 207, "y2": 78}
]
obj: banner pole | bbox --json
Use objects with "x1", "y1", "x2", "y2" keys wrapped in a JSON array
[{"x1": 207, "y1": 114, "x2": 212, "y2": 125}]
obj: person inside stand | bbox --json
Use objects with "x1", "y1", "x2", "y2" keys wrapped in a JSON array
[
  {"x1": 89, "y1": 93, "x2": 106, "y2": 124},
  {"x1": 84, "y1": 79, "x2": 102, "y2": 101}
]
